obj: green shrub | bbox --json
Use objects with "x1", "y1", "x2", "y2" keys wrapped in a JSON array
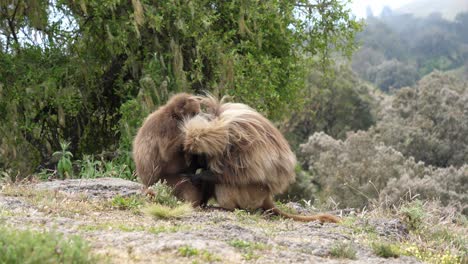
[
  {"x1": 0, "y1": 227, "x2": 99, "y2": 264},
  {"x1": 299, "y1": 131, "x2": 467, "y2": 213},
  {"x1": 372, "y1": 242, "x2": 400, "y2": 258},
  {"x1": 143, "y1": 181, "x2": 193, "y2": 219},
  {"x1": 399, "y1": 200, "x2": 426, "y2": 231},
  {"x1": 110, "y1": 195, "x2": 145, "y2": 210},
  {"x1": 52, "y1": 141, "x2": 73, "y2": 179},
  {"x1": 329, "y1": 241, "x2": 357, "y2": 259}
]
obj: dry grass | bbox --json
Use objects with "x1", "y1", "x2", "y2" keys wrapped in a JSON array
[{"x1": 143, "y1": 203, "x2": 193, "y2": 219}]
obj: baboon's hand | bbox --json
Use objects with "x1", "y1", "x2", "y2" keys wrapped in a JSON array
[{"x1": 181, "y1": 170, "x2": 218, "y2": 186}]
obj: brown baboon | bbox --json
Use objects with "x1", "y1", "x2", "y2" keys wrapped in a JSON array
[
  {"x1": 132, "y1": 93, "x2": 213, "y2": 206},
  {"x1": 182, "y1": 96, "x2": 340, "y2": 223}
]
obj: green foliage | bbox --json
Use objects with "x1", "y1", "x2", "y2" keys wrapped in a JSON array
[
  {"x1": 375, "y1": 72, "x2": 468, "y2": 167},
  {"x1": 78, "y1": 155, "x2": 133, "y2": 180},
  {"x1": 353, "y1": 11, "x2": 468, "y2": 91},
  {"x1": 282, "y1": 66, "x2": 375, "y2": 149},
  {"x1": 228, "y1": 239, "x2": 267, "y2": 261},
  {"x1": 299, "y1": 131, "x2": 467, "y2": 211},
  {"x1": 372, "y1": 242, "x2": 400, "y2": 258},
  {"x1": 178, "y1": 246, "x2": 220, "y2": 262},
  {"x1": 52, "y1": 141, "x2": 73, "y2": 179},
  {"x1": 178, "y1": 246, "x2": 199, "y2": 257},
  {"x1": 148, "y1": 181, "x2": 180, "y2": 208},
  {"x1": 400, "y1": 200, "x2": 426, "y2": 231},
  {"x1": 329, "y1": 241, "x2": 357, "y2": 259},
  {"x1": 143, "y1": 203, "x2": 193, "y2": 220},
  {"x1": 0, "y1": 226, "x2": 99, "y2": 264},
  {"x1": 142, "y1": 181, "x2": 193, "y2": 219},
  {"x1": 0, "y1": 0, "x2": 360, "y2": 177},
  {"x1": 110, "y1": 195, "x2": 144, "y2": 210}
]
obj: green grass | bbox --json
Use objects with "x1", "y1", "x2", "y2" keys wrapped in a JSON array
[
  {"x1": 148, "y1": 181, "x2": 181, "y2": 207},
  {"x1": 228, "y1": 239, "x2": 268, "y2": 260},
  {"x1": 399, "y1": 200, "x2": 425, "y2": 231},
  {"x1": 372, "y1": 241, "x2": 400, "y2": 258},
  {"x1": 178, "y1": 246, "x2": 199, "y2": 257},
  {"x1": 329, "y1": 241, "x2": 357, "y2": 259},
  {"x1": 178, "y1": 246, "x2": 221, "y2": 262},
  {"x1": 143, "y1": 203, "x2": 193, "y2": 219},
  {"x1": 0, "y1": 226, "x2": 100, "y2": 264},
  {"x1": 110, "y1": 195, "x2": 145, "y2": 210}
]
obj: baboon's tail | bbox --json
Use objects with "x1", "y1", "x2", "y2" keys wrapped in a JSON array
[{"x1": 263, "y1": 197, "x2": 340, "y2": 223}]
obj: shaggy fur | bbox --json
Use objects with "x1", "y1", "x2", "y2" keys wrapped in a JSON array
[
  {"x1": 182, "y1": 95, "x2": 340, "y2": 223},
  {"x1": 133, "y1": 93, "x2": 209, "y2": 206}
]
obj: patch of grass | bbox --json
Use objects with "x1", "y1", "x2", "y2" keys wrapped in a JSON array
[
  {"x1": 78, "y1": 156, "x2": 133, "y2": 180},
  {"x1": 242, "y1": 251, "x2": 259, "y2": 261},
  {"x1": 148, "y1": 181, "x2": 180, "y2": 207},
  {"x1": 143, "y1": 203, "x2": 193, "y2": 219},
  {"x1": 178, "y1": 246, "x2": 221, "y2": 262},
  {"x1": 400, "y1": 200, "x2": 425, "y2": 230},
  {"x1": 229, "y1": 239, "x2": 266, "y2": 250},
  {"x1": 1, "y1": 185, "x2": 106, "y2": 216},
  {"x1": 429, "y1": 227, "x2": 467, "y2": 251},
  {"x1": 178, "y1": 246, "x2": 199, "y2": 257},
  {"x1": 110, "y1": 195, "x2": 144, "y2": 210},
  {"x1": 228, "y1": 239, "x2": 268, "y2": 260},
  {"x1": 341, "y1": 216, "x2": 377, "y2": 237},
  {"x1": 372, "y1": 241, "x2": 400, "y2": 258},
  {"x1": 400, "y1": 242, "x2": 463, "y2": 264},
  {"x1": 79, "y1": 222, "x2": 193, "y2": 234},
  {"x1": 0, "y1": 226, "x2": 100, "y2": 263},
  {"x1": 233, "y1": 209, "x2": 263, "y2": 223},
  {"x1": 329, "y1": 241, "x2": 357, "y2": 260}
]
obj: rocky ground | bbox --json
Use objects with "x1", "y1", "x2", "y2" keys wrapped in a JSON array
[{"x1": 0, "y1": 178, "x2": 424, "y2": 263}]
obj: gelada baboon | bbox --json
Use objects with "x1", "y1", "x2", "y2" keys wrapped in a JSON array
[
  {"x1": 182, "y1": 96, "x2": 340, "y2": 223},
  {"x1": 132, "y1": 93, "x2": 213, "y2": 206}
]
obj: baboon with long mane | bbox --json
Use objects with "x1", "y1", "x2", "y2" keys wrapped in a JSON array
[
  {"x1": 182, "y1": 96, "x2": 340, "y2": 223},
  {"x1": 132, "y1": 93, "x2": 213, "y2": 206}
]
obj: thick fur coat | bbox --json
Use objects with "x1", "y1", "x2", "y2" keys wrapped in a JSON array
[
  {"x1": 182, "y1": 95, "x2": 340, "y2": 222},
  {"x1": 133, "y1": 93, "x2": 205, "y2": 205},
  {"x1": 183, "y1": 96, "x2": 296, "y2": 194}
]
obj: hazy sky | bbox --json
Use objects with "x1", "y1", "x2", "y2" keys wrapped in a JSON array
[{"x1": 349, "y1": 0, "x2": 414, "y2": 18}]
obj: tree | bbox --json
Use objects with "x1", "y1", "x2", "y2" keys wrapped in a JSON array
[
  {"x1": 0, "y1": 0, "x2": 361, "y2": 176},
  {"x1": 367, "y1": 59, "x2": 419, "y2": 92},
  {"x1": 374, "y1": 72, "x2": 468, "y2": 167},
  {"x1": 281, "y1": 65, "x2": 375, "y2": 148}
]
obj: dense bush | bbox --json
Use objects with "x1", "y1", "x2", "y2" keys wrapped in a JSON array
[
  {"x1": 281, "y1": 66, "x2": 375, "y2": 149},
  {"x1": 299, "y1": 131, "x2": 467, "y2": 214},
  {"x1": 0, "y1": 0, "x2": 360, "y2": 177},
  {"x1": 373, "y1": 72, "x2": 468, "y2": 167},
  {"x1": 367, "y1": 60, "x2": 419, "y2": 92},
  {"x1": 352, "y1": 11, "x2": 468, "y2": 91}
]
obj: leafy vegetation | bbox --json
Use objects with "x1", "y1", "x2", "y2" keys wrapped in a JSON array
[
  {"x1": 0, "y1": 226, "x2": 100, "y2": 264},
  {"x1": 142, "y1": 181, "x2": 193, "y2": 219},
  {"x1": 329, "y1": 241, "x2": 357, "y2": 259},
  {"x1": 228, "y1": 239, "x2": 268, "y2": 261},
  {"x1": 52, "y1": 141, "x2": 74, "y2": 179},
  {"x1": 143, "y1": 203, "x2": 193, "y2": 219},
  {"x1": 177, "y1": 246, "x2": 221, "y2": 262},
  {"x1": 352, "y1": 10, "x2": 468, "y2": 91},
  {"x1": 0, "y1": 0, "x2": 360, "y2": 178},
  {"x1": 372, "y1": 242, "x2": 400, "y2": 258},
  {"x1": 110, "y1": 195, "x2": 145, "y2": 211}
]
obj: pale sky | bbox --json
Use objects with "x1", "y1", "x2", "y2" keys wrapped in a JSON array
[{"x1": 349, "y1": 0, "x2": 415, "y2": 18}]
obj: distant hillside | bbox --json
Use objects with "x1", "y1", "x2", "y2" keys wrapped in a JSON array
[{"x1": 396, "y1": 0, "x2": 468, "y2": 20}]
